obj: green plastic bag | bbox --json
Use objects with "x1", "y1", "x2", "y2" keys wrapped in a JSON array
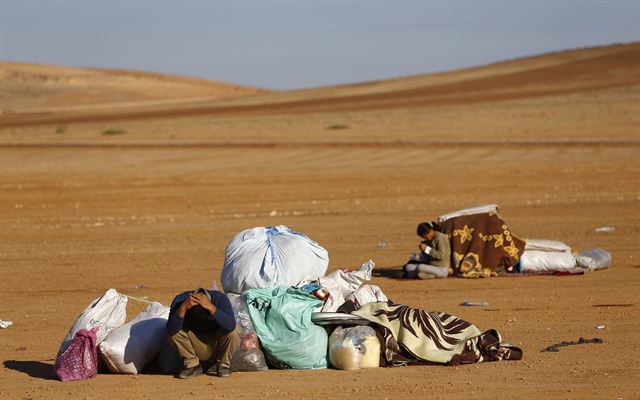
[{"x1": 246, "y1": 286, "x2": 328, "y2": 369}]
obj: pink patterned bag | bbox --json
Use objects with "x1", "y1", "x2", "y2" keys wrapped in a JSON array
[{"x1": 54, "y1": 327, "x2": 99, "y2": 382}]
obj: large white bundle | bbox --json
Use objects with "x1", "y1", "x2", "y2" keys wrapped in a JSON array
[
  {"x1": 520, "y1": 250, "x2": 577, "y2": 273},
  {"x1": 525, "y1": 239, "x2": 571, "y2": 253},
  {"x1": 437, "y1": 204, "x2": 499, "y2": 223},
  {"x1": 98, "y1": 302, "x2": 170, "y2": 374},
  {"x1": 221, "y1": 225, "x2": 329, "y2": 294},
  {"x1": 57, "y1": 289, "x2": 127, "y2": 358}
]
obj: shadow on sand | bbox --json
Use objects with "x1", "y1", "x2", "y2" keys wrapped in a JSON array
[
  {"x1": 3, "y1": 360, "x2": 56, "y2": 380},
  {"x1": 372, "y1": 267, "x2": 406, "y2": 280}
]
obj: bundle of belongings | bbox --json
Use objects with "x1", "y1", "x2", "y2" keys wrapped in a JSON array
[
  {"x1": 54, "y1": 289, "x2": 171, "y2": 381},
  {"x1": 216, "y1": 226, "x2": 387, "y2": 371},
  {"x1": 351, "y1": 302, "x2": 522, "y2": 366},
  {"x1": 404, "y1": 205, "x2": 612, "y2": 278},
  {"x1": 223, "y1": 287, "x2": 523, "y2": 370},
  {"x1": 212, "y1": 225, "x2": 520, "y2": 370},
  {"x1": 436, "y1": 204, "x2": 526, "y2": 278},
  {"x1": 520, "y1": 240, "x2": 611, "y2": 274},
  {"x1": 520, "y1": 239, "x2": 577, "y2": 273},
  {"x1": 221, "y1": 225, "x2": 329, "y2": 293},
  {"x1": 53, "y1": 225, "x2": 523, "y2": 381}
]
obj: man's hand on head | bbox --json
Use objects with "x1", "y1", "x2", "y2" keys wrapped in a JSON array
[
  {"x1": 177, "y1": 295, "x2": 196, "y2": 318},
  {"x1": 190, "y1": 291, "x2": 217, "y2": 315}
]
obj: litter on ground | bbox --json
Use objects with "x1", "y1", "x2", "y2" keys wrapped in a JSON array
[{"x1": 0, "y1": 320, "x2": 13, "y2": 329}]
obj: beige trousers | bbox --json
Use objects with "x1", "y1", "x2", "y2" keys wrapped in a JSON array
[{"x1": 170, "y1": 325, "x2": 240, "y2": 369}]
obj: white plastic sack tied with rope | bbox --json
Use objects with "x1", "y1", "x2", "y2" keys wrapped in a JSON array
[
  {"x1": 221, "y1": 225, "x2": 329, "y2": 294},
  {"x1": 98, "y1": 302, "x2": 170, "y2": 374},
  {"x1": 57, "y1": 289, "x2": 128, "y2": 358}
]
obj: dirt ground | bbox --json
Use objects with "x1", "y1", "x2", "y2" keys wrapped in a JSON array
[{"x1": 1, "y1": 43, "x2": 639, "y2": 399}]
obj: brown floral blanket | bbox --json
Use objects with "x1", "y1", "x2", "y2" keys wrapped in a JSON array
[
  {"x1": 440, "y1": 212, "x2": 526, "y2": 278},
  {"x1": 353, "y1": 302, "x2": 522, "y2": 366}
]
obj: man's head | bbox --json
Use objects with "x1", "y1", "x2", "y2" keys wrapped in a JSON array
[
  {"x1": 417, "y1": 222, "x2": 437, "y2": 240},
  {"x1": 185, "y1": 289, "x2": 211, "y2": 331}
]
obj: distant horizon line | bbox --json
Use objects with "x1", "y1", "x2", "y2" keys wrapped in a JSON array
[{"x1": 1, "y1": 40, "x2": 637, "y2": 92}]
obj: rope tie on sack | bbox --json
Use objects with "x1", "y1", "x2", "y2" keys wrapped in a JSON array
[
  {"x1": 122, "y1": 294, "x2": 156, "y2": 305},
  {"x1": 266, "y1": 226, "x2": 284, "y2": 265}
]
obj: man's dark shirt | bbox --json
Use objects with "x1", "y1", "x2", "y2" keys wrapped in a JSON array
[{"x1": 166, "y1": 290, "x2": 235, "y2": 336}]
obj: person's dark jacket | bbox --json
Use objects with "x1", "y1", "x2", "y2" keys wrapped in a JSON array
[{"x1": 166, "y1": 289, "x2": 235, "y2": 336}]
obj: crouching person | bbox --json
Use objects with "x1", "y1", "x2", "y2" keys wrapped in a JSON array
[
  {"x1": 403, "y1": 221, "x2": 451, "y2": 279},
  {"x1": 166, "y1": 288, "x2": 240, "y2": 379}
]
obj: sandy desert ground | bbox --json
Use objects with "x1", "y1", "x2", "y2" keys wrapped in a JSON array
[{"x1": 0, "y1": 43, "x2": 639, "y2": 400}]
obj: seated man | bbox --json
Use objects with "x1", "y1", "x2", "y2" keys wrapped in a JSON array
[
  {"x1": 166, "y1": 288, "x2": 240, "y2": 379},
  {"x1": 403, "y1": 221, "x2": 451, "y2": 279}
]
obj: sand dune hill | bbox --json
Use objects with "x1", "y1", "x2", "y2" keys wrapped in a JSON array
[
  {"x1": 0, "y1": 61, "x2": 269, "y2": 112},
  {"x1": 0, "y1": 42, "x2": 637, "y2": 130},
  {"x1": 248, "y1": 42, "x2": 640, "y2": 112}
]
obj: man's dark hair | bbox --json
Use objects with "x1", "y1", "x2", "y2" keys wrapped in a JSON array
[{"x1": 185, "y1": 305, "x2": 209, "y2": 332}]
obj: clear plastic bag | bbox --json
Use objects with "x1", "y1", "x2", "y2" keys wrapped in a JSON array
[
  {"x1": 227, "y1": 293, "x2": 268, "y2": 371},
  {"x1": 328, "y1": 326, "x2": 380, "y2": 370},
  {"x1": 575, "y1": 248, "x2": 612, "y2": 270}
]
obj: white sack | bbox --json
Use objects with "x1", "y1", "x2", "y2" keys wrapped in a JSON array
[
  {"x1": 525, "y1": 239, "x2": 572, "y2": 253},
  {"x1": 221, "y1": 225, "x2": 329, "y2": 294},
  {"x1": 57, "y1": 288, "x2": 127, "y2": 358},
  {"x1": 98, "y1": 302, "x2": 169, "y2": 374},
  {"x1": 520, "y1": 250, "x2": 578, "y2": 273},
  {"x1": 437, "y1": 204, "x2": 499, "y2": 223},
  {"x1": 345, "y1": 284, "x2": 388, "y2": 309},
  {"x1": 318, "y1": 260, "x2": 375, "y2": 312}
]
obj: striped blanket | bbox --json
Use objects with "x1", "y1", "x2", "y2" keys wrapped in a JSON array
[{"x1": 353, "y1": 302, "x2": 522, "y2": 366}]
